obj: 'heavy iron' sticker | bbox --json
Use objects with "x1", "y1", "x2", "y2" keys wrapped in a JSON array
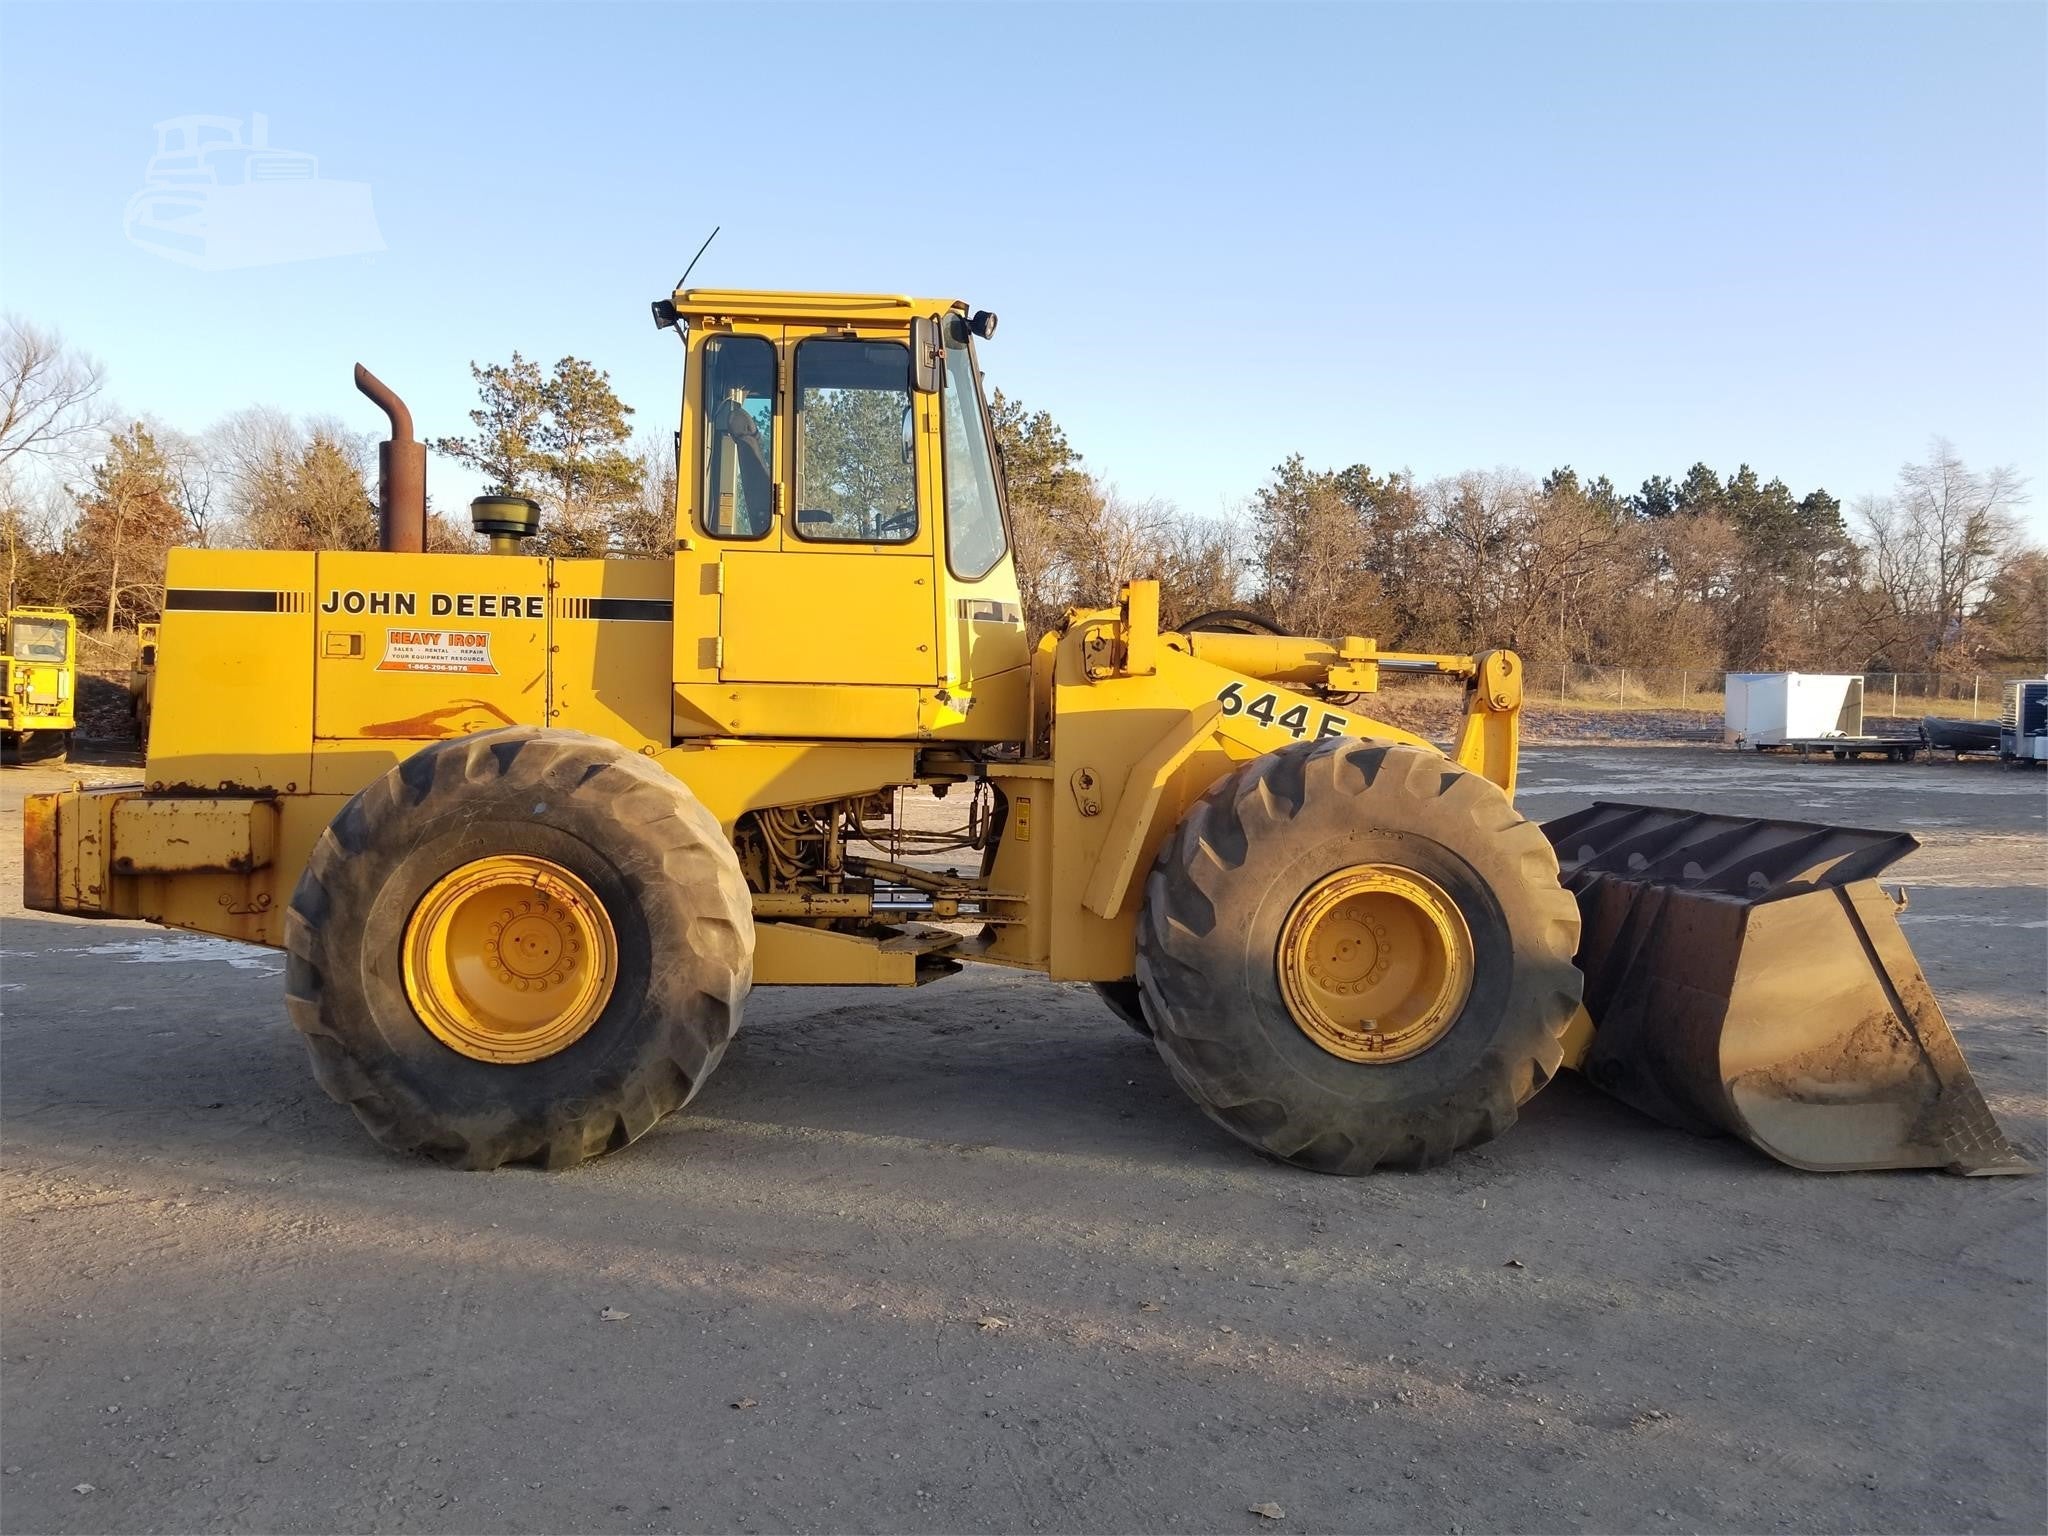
[{"x1": 377, "y1": 628, "x2": 497, "y2": 675}]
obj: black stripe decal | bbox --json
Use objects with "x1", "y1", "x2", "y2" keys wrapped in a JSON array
[
  {"x1": 584, "y1": 598, "x2": 673, "y2": 622},
  {"x1": 165, "y1": 589, "x2": 283, "y2": 613}
]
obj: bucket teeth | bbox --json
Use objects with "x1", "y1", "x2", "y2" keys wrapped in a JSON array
[{"x1": 1543, "y1": 802, "x2": 2032, "y2": 1176}]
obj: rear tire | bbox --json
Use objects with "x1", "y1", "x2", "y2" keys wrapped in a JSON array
[
  {"x1": 284, "y1": 727, "x2": 753, "y2": 1169},
  {"x1": 1137, "y1": 739, "x2": 1581, "y2": 1173}
]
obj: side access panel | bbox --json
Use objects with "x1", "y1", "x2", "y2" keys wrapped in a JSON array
[
  {"x1": 550, "y1": 559, "x2": 673, "y2": 753},
  {"x1": 150, "y1": 549, "x2": 316, "y2": 792},
  {"x1": 312, "y1": 552, "x2": 550, "y2": 743}
]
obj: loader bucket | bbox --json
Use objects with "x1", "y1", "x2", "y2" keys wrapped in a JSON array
[{"x1": 1542, "y1": 802, "x2": 2032, "y2": 1176}]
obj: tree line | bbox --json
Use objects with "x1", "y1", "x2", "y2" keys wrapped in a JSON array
[
  {"x1": 992, "y1": 399, "x2": 2042, "y2": 677},
  {"x1": 3, "y1": 312, "x2": 2039, "y2": 677}
]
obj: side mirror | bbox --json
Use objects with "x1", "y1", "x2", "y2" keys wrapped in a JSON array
[{"x1": 910, "y1": 315, "x2": 942, "y2": 394}]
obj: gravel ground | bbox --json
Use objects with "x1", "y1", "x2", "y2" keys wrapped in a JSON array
[{"x1": 2, "y1": 746, "x2": 2043, "y2": 1535}]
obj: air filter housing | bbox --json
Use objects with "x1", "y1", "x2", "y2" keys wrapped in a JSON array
[{"x1": 471, "y1": 494, "x2": 541, "y2": 553}]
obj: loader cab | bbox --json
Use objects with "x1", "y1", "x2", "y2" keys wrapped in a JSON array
[
  {"x1": 665, "y1": 290, "x2": 1030, "y2": 744},
  {"x1": 0, "y1": 605, "x2": 78, "y2": 748}
]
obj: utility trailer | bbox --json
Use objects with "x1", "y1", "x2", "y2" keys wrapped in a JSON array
[
  {"x1": 2000, "y1": 680, "x2": 2048, "y2": 766},
  {"x1": 1760, "y1": 732, "x2": 1927, "y2": 763},
  {"x1": 1724, "y1": 671, "x2": 1863, "y2": 749}
]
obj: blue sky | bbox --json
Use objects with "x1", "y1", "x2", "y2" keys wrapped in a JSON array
[{"x1": 3, "y1": 2, "x2": 2043, "y2": 537}]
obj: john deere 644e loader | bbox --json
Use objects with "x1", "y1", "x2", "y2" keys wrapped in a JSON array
[{"x1": 22, "y1": 288, "x2": 2027, "y2": 1177}]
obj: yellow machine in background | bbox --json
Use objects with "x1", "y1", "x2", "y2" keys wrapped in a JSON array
[
  {"x1": 128, "y1": 620, "x2": 159, "y2": 747},
  {"x1": 21, "y1": 289, "x2": 2028, "y2": 1179},
  {"x1": 2, "y1": 606, "x2": 77, "y2": 761}
]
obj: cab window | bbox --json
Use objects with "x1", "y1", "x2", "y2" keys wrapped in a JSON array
[
  {"x1": 793, "y1": 338, "x2": 916, "y2": 543},
  {"x1": 701, "y1": 334, "x2": 776, "y2": 539},
  {"x1": 940, "y1": 322, "x2": 1008, "y2": 579},
  {"x1": 9, "y1": 619, "x2": 68, "y2": 662}
]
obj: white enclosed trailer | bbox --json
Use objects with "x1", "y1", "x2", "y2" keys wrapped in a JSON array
[{"x1": 1724, "y1": 672, "x2": 1865, "y2": 748}]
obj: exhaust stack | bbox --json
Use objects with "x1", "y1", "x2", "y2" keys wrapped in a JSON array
[{"x1": 354, "y1": 363, "x2": 426, "y2": 554}]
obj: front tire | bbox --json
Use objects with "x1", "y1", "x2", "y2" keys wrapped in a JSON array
[
  {"x1": 285, "y1": 727, "x2": 753, "y2": 1169},
  {"x1": 1136, "y1": 740, "x2": 1581, "y2": 1173},
  {"x1": 2, "y1": 729, "x2": 67, "y2": 764}
]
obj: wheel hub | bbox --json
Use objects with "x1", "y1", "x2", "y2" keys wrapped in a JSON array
[
  {"x1": 1277, "y1": 864, "x2": 1474, "y2": 1062},
  {"x1": 403, "y1": 856, "x2": 618, "y2": 1063}
]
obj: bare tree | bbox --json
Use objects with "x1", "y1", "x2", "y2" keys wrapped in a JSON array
[
  {"x1": 0, "y1": 316, "x2": 108, "y2": 470},
  {"x1": 1500, "y1": 478, "x2": 1624, "y2": 664},
  {"x1": 1056, "y1": 487, "x2": 1176, "y2": 609},
  {"x1": 612, "y1": 430, "x2": 679, "y2": 558},
  {"x1": 0, "y1": 477, "x2": 68, "y2": 613},
  {"x1": 1266, "y1": 478, "x2": 1379, "y2": 638},
  {"x1": 153, "y1": 425, "x2": 221, "y2": 549},
  {"x1": 1417, "y1": 469, "x2": 1529, "y2": 650},
  {"x1": 1151, "y1": 514, "x2": 1250, "y2": 629},
  {"x1": 1858, "y1": 439, "x2": 2028, "y2": 665},
  {"x1": 1974, "y1": 548, "x2": 2048, "y2": 664},
  {"x1": 206, "y1": 406, "x2": 302, "y2": 547},
  {"x1": 1004, "y1": 472, "x2": 1104, "y2": 639}
]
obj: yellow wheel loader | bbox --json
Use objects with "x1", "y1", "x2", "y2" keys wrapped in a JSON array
[
  {"x1": 2, "y1": 605, "x2": 78, "y2": 763},
  {"x1": 128, "y1": 620, "x2": 159, "y2": 748},
  {"x1": 21, "y1": 289, "x2": 2028, "y2": 1177}
]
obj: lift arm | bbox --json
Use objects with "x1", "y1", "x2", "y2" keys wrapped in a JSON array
[{"x1": 1085, "y1": 583, "x2": 1524, "y2": 796}]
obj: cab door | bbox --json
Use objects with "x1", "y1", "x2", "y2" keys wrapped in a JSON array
[{"x1": 717, "y1": 326, "x2": 939, "y2": 688}]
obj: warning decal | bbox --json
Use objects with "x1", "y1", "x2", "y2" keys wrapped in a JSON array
[{"x1": 377, "y1": 628, "x2": 497, "y2": 675}]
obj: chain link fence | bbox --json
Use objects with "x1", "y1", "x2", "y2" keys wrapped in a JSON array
[{"x1": 1546, "y1": 665, "x2": 2047, "y2": 720}]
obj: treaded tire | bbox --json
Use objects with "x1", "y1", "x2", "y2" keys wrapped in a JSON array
[
  {"x1": 1136, "y1": 739, "x2": 1581, "y2": 1174},
  {"x1": 284, "y1": 726, "x2": 753, "y2": 1169},
  {"x1": 1092, "y1": 981, "x2": 1153, "y2": 1037},
  {"x1": 2, "y1": 729, "x2": 68, "y2": 764}
]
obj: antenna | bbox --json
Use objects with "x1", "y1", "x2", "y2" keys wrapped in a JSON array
[{"x1": 674, "y1": 226, "x2": 720, "y2": 292}]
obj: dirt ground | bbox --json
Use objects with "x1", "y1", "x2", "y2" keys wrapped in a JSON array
[{"x1": 2, "y1": 746, "x2": 2043, "y2": 1536}]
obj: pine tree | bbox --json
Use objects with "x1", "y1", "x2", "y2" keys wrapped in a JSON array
[
  {"x1": 434, "y1": 353, "x2": 644, "y2": 555},
  {"x1": 71, "y1": 422, "x2": 190, "y2": 635}
]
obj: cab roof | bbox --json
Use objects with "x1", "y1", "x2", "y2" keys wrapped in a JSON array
[{"x1": 671, "y1": 289, "x2": 967, "y2": 325}]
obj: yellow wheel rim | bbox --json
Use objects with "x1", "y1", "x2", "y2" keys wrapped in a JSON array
[
  {"x1": 403, "y1": 856, "x2": 618, "y2": 1064},
  {"x1": 1277, "y1": 864, "x2": 1474, "y2": 1063}
]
